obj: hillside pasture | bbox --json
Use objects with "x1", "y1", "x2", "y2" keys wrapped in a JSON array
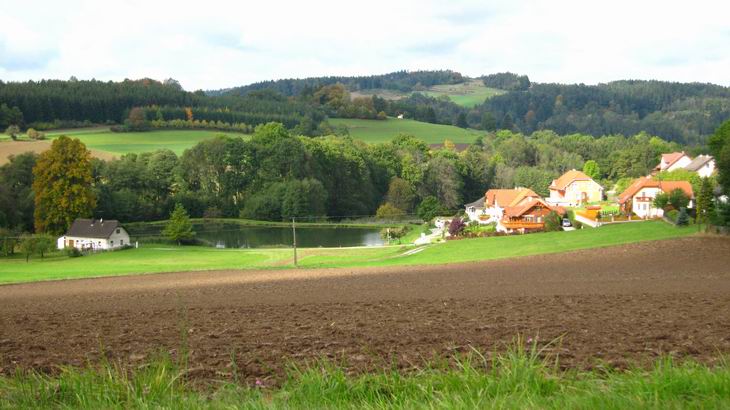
[
  {"x1": 423, "y1": 80, "x2": 505, "y2": 107},
  {"x1": 330, "y1": 117, "x2": 483, "y2": 144},
  {"x1": 350, "y1": 79, "x2": 505, "y2": 108}
]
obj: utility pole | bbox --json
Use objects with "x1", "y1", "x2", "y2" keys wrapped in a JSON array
[{"x1": 292, "y1": 217, "x2": 298, "y2": 267}]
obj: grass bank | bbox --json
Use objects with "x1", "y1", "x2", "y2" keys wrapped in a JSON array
[
  {"x1": 1, "y1": 345, "x2": 727, "y2": 408},
  {"x1": 0, "y1": 221, "x2": 695, "y2": 284},
  {"x1": 329, "y1": 117, "x2": 482, "y2": 144}
]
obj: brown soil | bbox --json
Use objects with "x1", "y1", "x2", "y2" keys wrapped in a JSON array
[
  {"x1": 1, "y1": 236, "x2": 729, "y2": 382},
  {"x1": 0, "y1": 140, "x2": 116, "y2": 165}
]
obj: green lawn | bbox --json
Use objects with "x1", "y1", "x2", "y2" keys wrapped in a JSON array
[
  {"x1": 329, "y1": 118, "x2": 483, "y2": 144},
  {"x1": 0, "y1": 221, "x2": 694, "y2": 284},
  {"x1": 45, "y1": 128, "x2": 249, "y2": 155}
]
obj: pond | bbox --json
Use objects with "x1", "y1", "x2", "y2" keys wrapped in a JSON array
[{"x1": 131, "y1": 223, "x2": 386, "y2": 248}]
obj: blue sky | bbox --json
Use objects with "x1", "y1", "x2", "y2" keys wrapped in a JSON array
[{"x1": 0, "y1": 0, "x2": 728, "y2": 90}]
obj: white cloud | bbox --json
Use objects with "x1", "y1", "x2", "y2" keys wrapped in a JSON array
[{"x1": 0, "y1": 0, "x2": 728, "y2": 89}]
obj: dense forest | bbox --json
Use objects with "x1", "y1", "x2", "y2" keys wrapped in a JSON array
[
  {"x1": 219, "y1": 70, "x2": 465, "y2": 96},
  {"x1": 3, "y1": 71, "x2": 729, "y2": 144},
  {"x1": 0, "y1": 122, "x2": 702, "y2": 233}
]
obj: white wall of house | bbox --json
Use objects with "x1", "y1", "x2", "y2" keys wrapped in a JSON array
[
  {"x1": 697, "y1": 160, "x2": 716, "y2": 178},
  {"x1": 666, "y1": 156, "x2": 692, "y2": 172},
  {"x1": 549, "y1": 180, "x2": 603, "y2": 207},
  {"x1": 56, "y1": 228, "x2": 130, "y2": 250},
  {"x1": 465, "y1": 206, "x2": 484, "y2": 223}
]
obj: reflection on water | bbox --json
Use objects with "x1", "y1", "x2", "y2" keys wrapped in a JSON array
[{"x1": 134, "y1": 223, "x2": 385, "y2": 248}]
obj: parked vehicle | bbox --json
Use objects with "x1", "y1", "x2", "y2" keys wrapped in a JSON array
[{"x1": 562, "y1": 218, "x2": 572, "y2": 227}]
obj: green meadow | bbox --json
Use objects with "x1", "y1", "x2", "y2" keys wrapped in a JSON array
[
  {"x1": 45, "y1": 128, "x2": 249, "y2": 155},
  {"x1": 424, "y1": 81, "x2": 506, "y2": 107},
  {"x1": 329, "y1": 117, "x2": 483, "y2": 144},
  {"x1": 0, "y1": 221, "x2": 694, "y2": 284}
]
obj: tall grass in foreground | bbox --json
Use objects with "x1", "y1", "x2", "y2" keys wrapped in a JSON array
[{"x1": 1, "y1": 342, "x2": 728, "y2": 409}]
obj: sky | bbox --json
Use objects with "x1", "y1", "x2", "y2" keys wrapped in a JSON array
[{"x1": 1, "y1": 0, "x2": 728, "y2": 90}]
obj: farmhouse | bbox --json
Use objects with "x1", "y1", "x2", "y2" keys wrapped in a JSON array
[
  {"x1": 617, "y1": 177, "x2": 694, "y2": 219},
  {"x1": 499, "y1": 197, "x2": 565, "y2": 233},
  {"x1": 547, "y1": 169, "x2": 603, "y2": 207},
  {"x1": 684, "y1": 155, "x2": 716, "y2": 178},
  {"x1": 57, "y1": 218, "x2": 130, "y2": 251},
  {"x1": 654, "y1": 151, "x2": 692, "y2": 173}
]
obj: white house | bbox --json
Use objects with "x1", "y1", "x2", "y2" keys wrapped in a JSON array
[
  {"x1": 57, "y1": 218, "x2": 130, "y2": 251},
  {"x1": 482, "y1": 188, "x2": 541, "y2": 228},
  {"x1": 617, "y1": 177, "x2": 694, "y2": 218},
  {"x1": 464, "y1": 197, "x2": 487, "y2": 223},
  {"x1": 684, "y1": 155, "x2": 716, "y2": 178},
  {"x1": 547, "y1": 169, "x2": 604, "y2": 207},
  {"x1": 654, "y1": 152, "x2": 692, "y2": 173}
]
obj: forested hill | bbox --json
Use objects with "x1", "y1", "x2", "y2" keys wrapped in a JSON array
[
  {"x1": 219, "y1": 71, "x2": 730, "y2": 145},
  {"x1": 484, "y1": 79, "x2": 730, "y2": 145},
  {"x1": 219, "y1": 70, "x2": 465, "y2": 96}
]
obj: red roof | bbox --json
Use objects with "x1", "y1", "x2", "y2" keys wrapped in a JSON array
[
  {"x1": 503, "y1": 198, "x2": 564, "y2": 218},
  {"x1": 485, "y1": 188, "x2": 539, "y2": 208},
  {"x1": 618, "y1": 177, "x2": 694, "y2": 204},
  {"x1": 549, "y1": 169, "x2": 595, "y2": 191},
  {"x1": 656, "y1": 152, "x2": 688, "y2": 170}
]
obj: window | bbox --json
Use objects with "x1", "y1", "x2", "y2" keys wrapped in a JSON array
[
  {"x1": 111, "y1": 240, "x2": 114, "y2": 246},
  {"x1": 116, "y1": 228, "x2": 120, "y2": 234},
  {"x1": 121, "y1": 239, "x2": 124, "y2": 246}
]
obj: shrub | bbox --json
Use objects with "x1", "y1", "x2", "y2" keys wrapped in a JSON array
[
  {"x1": 26, "y1": 128, "x2": 46, "y2": 140},
  {"x1": 666, "y1": 209, "x2": 679, "y2": 223},
  {"x1": 376, "y1": 203, "x2": 406, "y2": 220},
  {"x1": 544, "y1": 211, "x2": 563, "y2": 232},
  {"x1": 448, "y1": 217, "x2": 466, "y2": 236},
  {"x1": 65, "y1": 247, "x2": 83, "y2": 258},
  {"x1": 416, "y1": 196, "x2": 445, "y2": 223}
]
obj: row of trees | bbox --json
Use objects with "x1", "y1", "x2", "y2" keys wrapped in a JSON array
[{"x1": 5, "y1": 121, "x2": 721, "y2": 239}]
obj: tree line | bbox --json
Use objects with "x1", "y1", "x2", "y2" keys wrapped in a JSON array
[{"x1": 6, "y1": 121, "x2": 728, "y2": 242}]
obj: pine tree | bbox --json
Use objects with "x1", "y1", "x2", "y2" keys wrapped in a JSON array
[
  {"x1": 676, "y1": 207, "x2": 690, "y2": 226},
  {"x1": 32, "y1": 136, "x2": 96, "y2": 235},
  {"x1": 163, "y1": 203, "x2": 195, "y2": 245}
]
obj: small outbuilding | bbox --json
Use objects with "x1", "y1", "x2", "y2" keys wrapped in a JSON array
[{"x1": 57, "y1": 218, "x2": 130, "y2": 251}]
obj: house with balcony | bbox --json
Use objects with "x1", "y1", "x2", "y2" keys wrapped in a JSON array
[{"x1": 617, "y1": 177, "x2": 694, "y2": 218}]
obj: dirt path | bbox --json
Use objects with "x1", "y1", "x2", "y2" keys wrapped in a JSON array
[{"x1": 1, "y1": 236, "x2": 729, "y2": 381}]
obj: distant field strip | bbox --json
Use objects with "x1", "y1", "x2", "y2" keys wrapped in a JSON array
[{"x1": 330, "y1": 117, "x2": 482, "y2": 144}]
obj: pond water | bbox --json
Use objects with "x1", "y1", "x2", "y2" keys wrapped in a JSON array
[{"x1": 132, "y1": 223, "x2": 385, "y2": 248}]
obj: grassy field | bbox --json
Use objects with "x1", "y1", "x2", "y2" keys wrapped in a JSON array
[
  {"x1": 330, "y1": 117, "x2": 483, "y2": 144},
  {"x1": 45, "y1": 128, "x2": 249, "y2": 155},
  {"x1": 424, "y1": 80, "x2": 505, "y2": 107},
  {"x1": 351, "y1": 79, "x2": 505, "y2": 108},
  {"x1": 0, "y1": 221, "x2": 695, "y2": 284},
  {"x1": 2, "y1": 346, "x2": 727, "y2": 408}
]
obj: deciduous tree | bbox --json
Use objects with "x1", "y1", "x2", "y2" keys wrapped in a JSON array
[{"x1": 32, "y1": 136, "x2": 96, "y2": 235}]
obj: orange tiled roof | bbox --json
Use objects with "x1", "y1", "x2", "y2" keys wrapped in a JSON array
[
  {"x1": 656, "y1": 151, "x2": 687, "y2": 170},
  {"x1": 618, "y1": 177, "x2": 694, "y2": 204},
  {"x1": 549, "y1": 169, "x2": 594, "y2": 190},
  {"x1": 503, "y1": 198, "x2": 564, "y2": 218},
  {"x1": 485, "y1": 188, "x2": 539, "y2": 208}
]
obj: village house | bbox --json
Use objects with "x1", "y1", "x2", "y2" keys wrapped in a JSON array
[
  {"x1": 499, "y1": 197, "x2": 565, "y2": 233},
  {"x1": 684, "y1": 154, "x2": 716, "y2": 178},
  {"x1": 474, "y1": 187, "x2": 541, "y2": 224},
  {"x1": 617, "y1": 177, "x2": 694, "y2": 219},
  {"x1": 57, "y1": 218, "x2": 130, "y2": 251},
  {"x1": 547, "y1": 169, "x2": 603, "y2": 207},
  {"x1": 654, "y1": 151, "x2": 692, "y2": 173}
]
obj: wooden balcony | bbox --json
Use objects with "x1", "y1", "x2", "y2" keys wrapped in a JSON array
[{"x1": 501, "y1": 221, "x2": 544, "y2": 229}]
